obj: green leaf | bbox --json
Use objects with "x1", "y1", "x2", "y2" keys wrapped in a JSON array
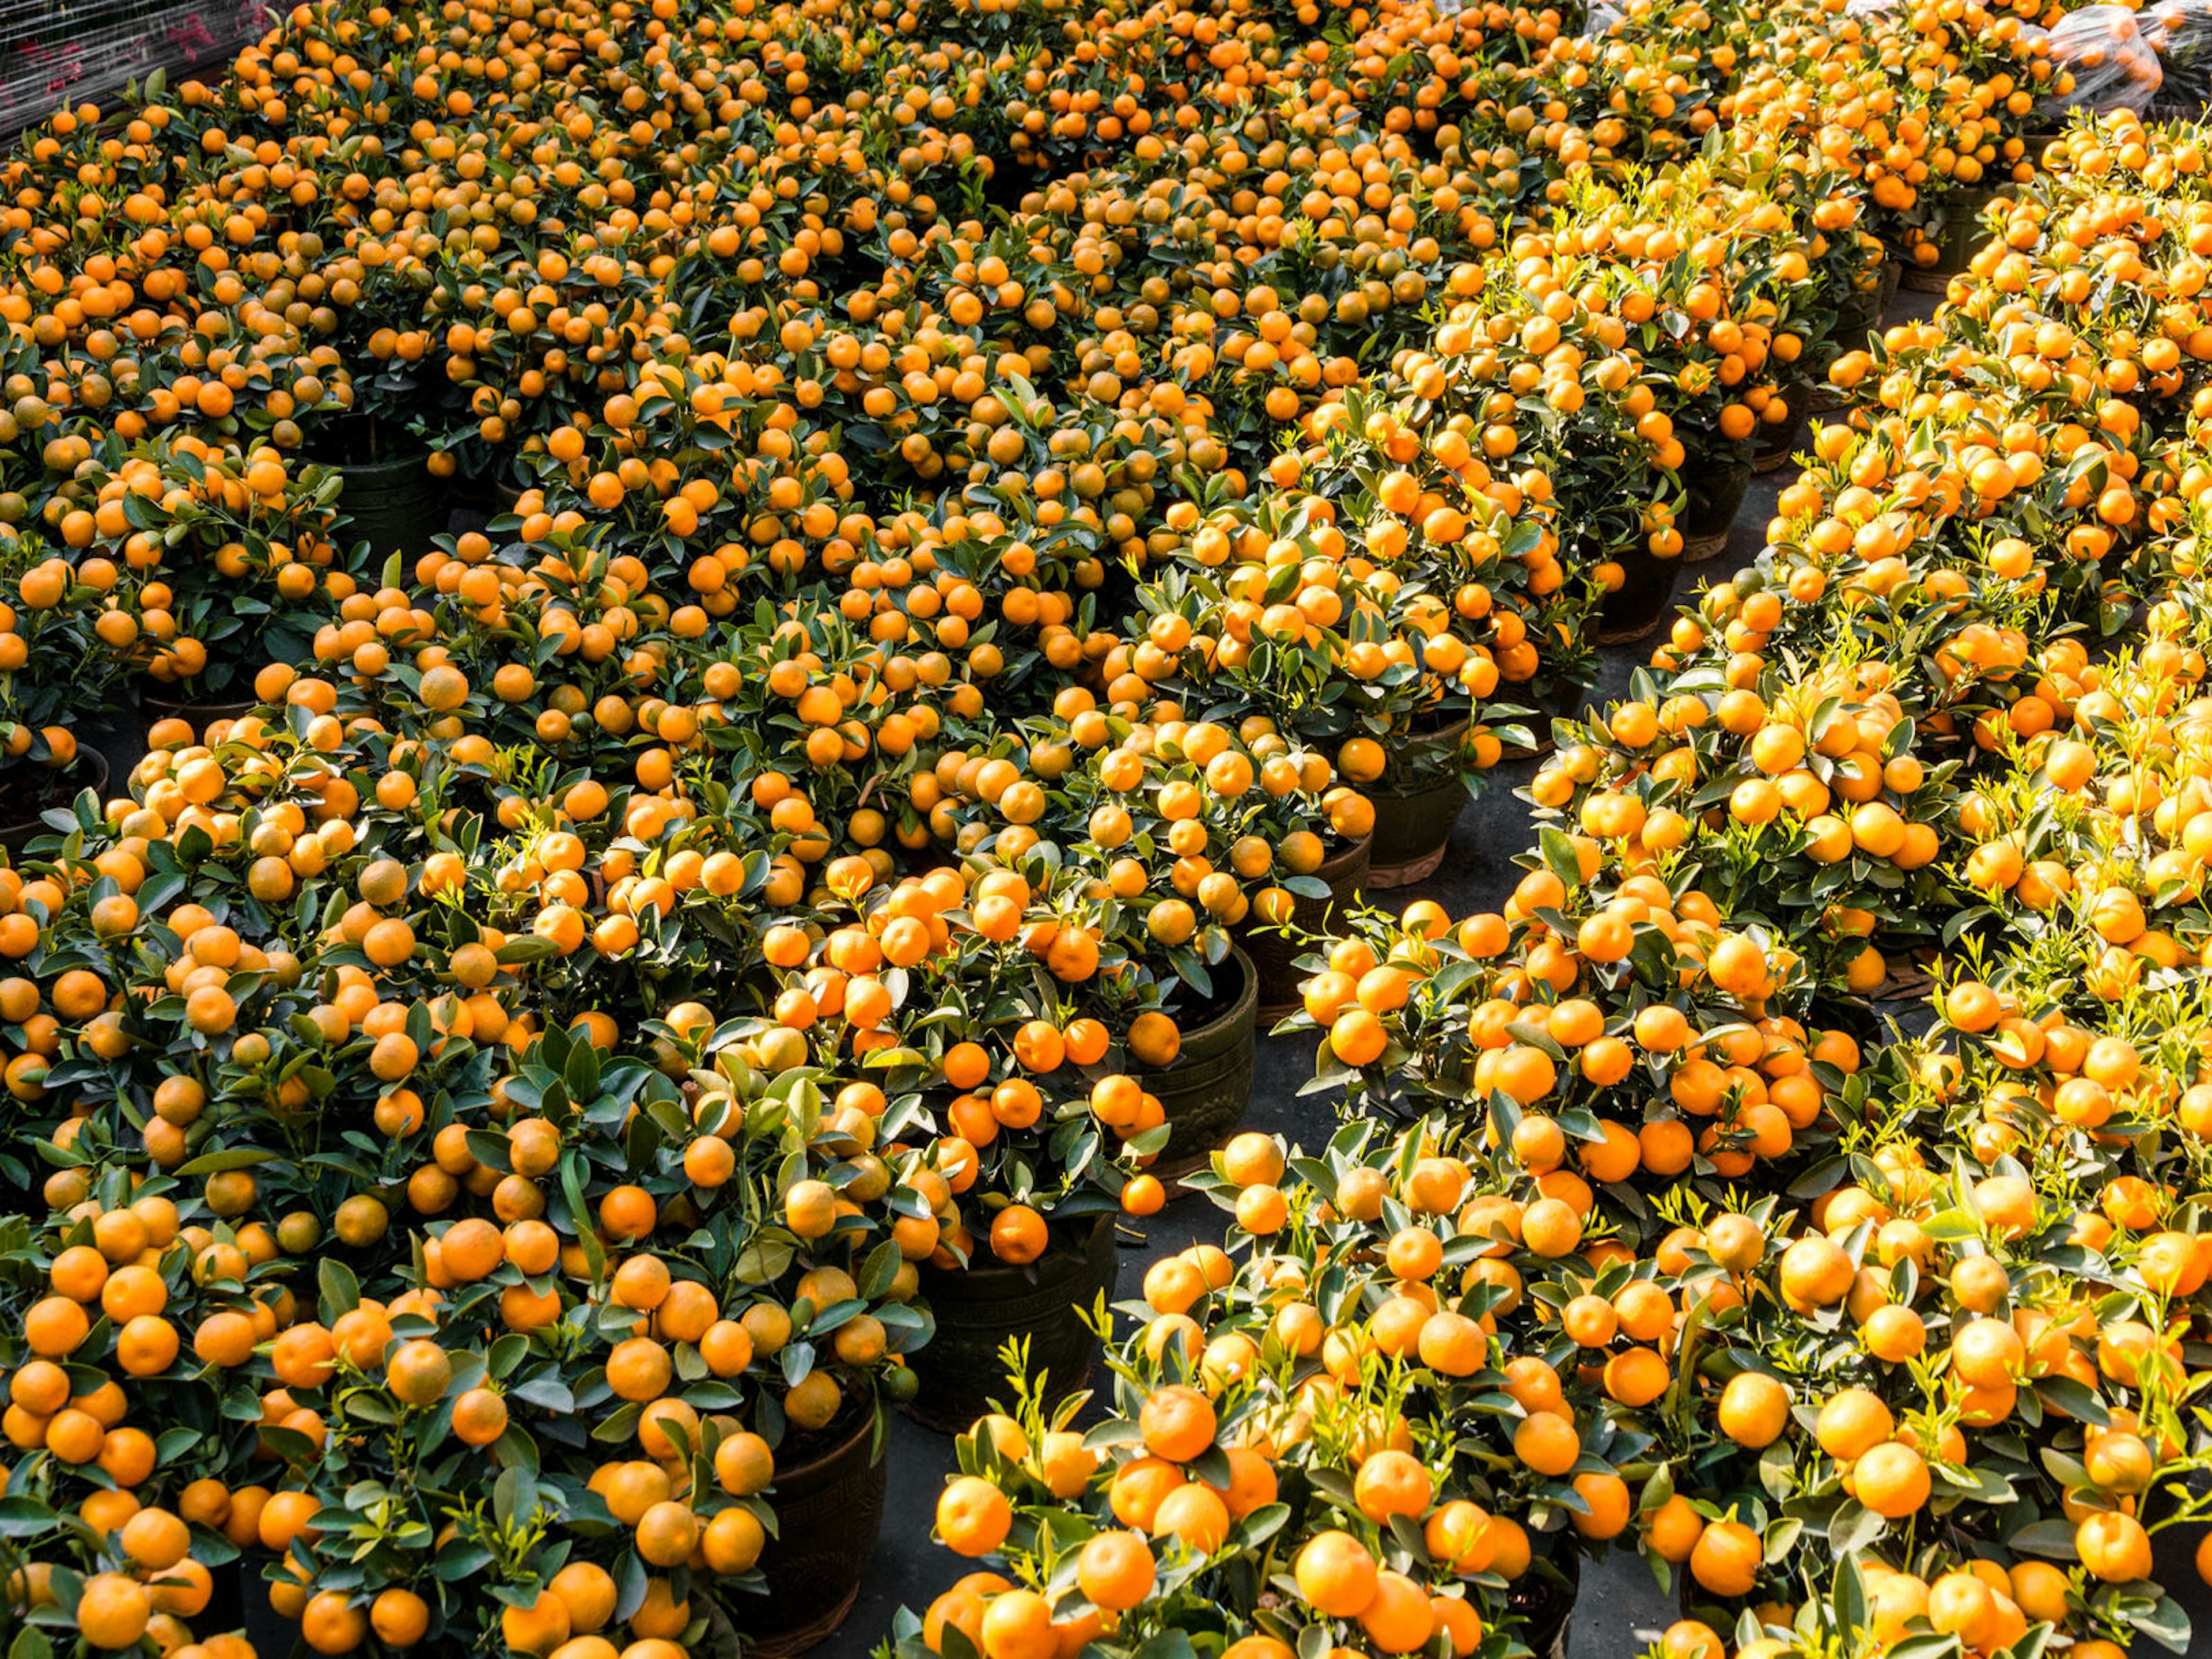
[
  {"x1": 494, "y1": 1467, "x2": 536, "y2": 1532},
  {"x1": 173, "y1": 1148, "x2": 276, "y2": 1176},
  {"x1": 857, "y1": 1240, "x2": 902, "y2": 1301},
  {"x1": 319, "y1": 1257, "x2": 359, "y2": 1319},
  {"x1": 1887, "y1": 1638, "x2": 1964, "y2": 1659},
  {"x1": 0, "y1": 1497, "x2": 59, "y2": 1537},
  {"x1": 2003, "y1": 1520, "x2": 2078, "y2": 1560},
  {"x1": 512, "y1": 1376, "x2": 574, "y2": 1412},
  {"x1": 2119, "y1": 1594, "x2": 2191, "y2": 1654},
  {"x1": 2032, "y1": 1377, "x2": 2109, "y2": 1425},
  {"x1": 1826, "y1": 1501, "x2": 1884, "y2": 1555},
  {"x1": 434, "y1": 1542, "x2": 494, "y2": 1582}
]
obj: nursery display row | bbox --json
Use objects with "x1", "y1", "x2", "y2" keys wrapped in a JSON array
[{"x1": 2, "y1": 0, "x2": 2212, "y2": 1656}]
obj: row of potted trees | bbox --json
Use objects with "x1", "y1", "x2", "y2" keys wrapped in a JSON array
[{"x1": 0, "y1": 0, "x2": 2171, "y2": 1657}]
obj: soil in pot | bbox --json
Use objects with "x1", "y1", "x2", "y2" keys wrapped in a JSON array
[
  {"x1": 1133, "y1": 948, "x2": 1259, "y2": 1179},
  {"x1": 1240, "y1": 836, "x2": 1370, "y2": 1020},
  {"x1": 737, "y1": 1403, "x2": 891, "y2": 1658},
  {"x1": 908, "y1": 1213, "x2": 1118, "y2": 1434},
  {"x1": 0, "y1": 751, "x2": 108, "y2": 853}
]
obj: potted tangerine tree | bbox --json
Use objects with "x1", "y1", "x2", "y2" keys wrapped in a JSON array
[{"x1": 749, "y1": 856, "x2": 1151, "y2": 1434}]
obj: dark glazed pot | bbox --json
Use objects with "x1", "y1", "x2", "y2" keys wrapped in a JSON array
[
  {"x1": 1753, "y1": 374, "x2": 1810, "y2": 475},
  {"x1": 1511, "y1": 1546, "x2": 1581, "y2": 1659},
  {"x1": 143, "y1": 696, "x2": 261, "y2": 736},
  {"x1": 1368, "y1": 717, "x2": 1470, "y2": 888},
  {"x1": 907, "y1": 1213, "x2": 1118, "y2": 1434},
  {"x1": 739, "y1": 1408, "x2": 890, "y2": 1657},
  {"x1": 1595, "y1": 539, "x2": 1679, "y2": 646},
  {"x1": 1906, "y1": 185, "x2": 2006, "y2": 291},
  {"x1": 337, "y1": 449, "x2": 448, "y2": 559},
  {"x1": 1134, "y1": 947, "x2": 1259, "y2": 1178},
  {"x1": 1240, "y1": 836, "x2": 1371, "y2": 1021},
  {"x1": 1876, "y1": 254, "x2": 1904, "y2": 314},
  {"x1": 1679, "y1": 456, "x2": 1754, "y2": 564}
]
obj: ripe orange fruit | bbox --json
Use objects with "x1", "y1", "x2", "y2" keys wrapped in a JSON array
[
  {"x1": 1357, "y1": 1569, "x2": 1433, "y2": 1654},
  {"x1": 1716, "y1": 1372, "x2": 1791, "y2": 1449},
  {"x1": 370, "y1": 1588, "x2": 431, "y2": 1647},
  {"x1": 1688, "y1": 1517, "x2": 1762, "y2": 1597},
  {"x1": 1814, "y1": 1389, "x2": 1894, "y2": 1460},
  {"x1": 702, "y1": 1508, "x2": 766, "y2": 1575},
  {"x1": 1352, "y1": 1450, "x2": 1433, "y2": 1522},
  {"x1": 450, "y1": 1388, "x2": 508, "y2": 1447},
  {"x1": 301, "y1": 1588, "x2": 370, "y2": 1654},
  {"x1": 1076, "y1": 1530, "x2": 1156, "y2": 1611},
  {"x1": 937, "y1": 1476, "x2": 1013, "y2": 1558},
  {"x1": 634, "y1": 1500, "x2": 700, "y2": 1568},
  {"x1": 988, "y1": 1204, "x2": 1048, "y2": 1266},
  {"x1": 543, "y1": 1563, "x2": 616, "y2": 1635},
  {"x1": 1854, "y1": 1443, "x2": 1931, "y2": 1518},
  {"x1": 1138, "y1": 1384, "x2": 1217, "y2": 1463},
  {"x1": 2077, "y1": 1510, "x2": 2154, "y2": 1583},
  {"x1": 978, "y1": 1588, "x2": 1055, "y2": 1659},
  {"x1": 385, "y1": 1340, "x2": 452, "y2": 1407},
  {"x1": 1152, "y1": 1483, "x2": 1231, "y2": 1554},
  {"x1": 1294, "y1": 1529, "x2": 1378, "y2": 1619},
  {"x1": 501, "y1": 1590, "x2": 573, "y2": 1656},
  {"x1": 76, "y1": 1574, "x2": 152, "y2": 1649},
  {"x1": 1512, "y1": 1411, "x2": 1579, "y2": 1476}
]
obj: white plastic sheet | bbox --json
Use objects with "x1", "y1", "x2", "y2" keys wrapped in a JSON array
[{"x1": 2040, "y1": 5, "x2": 2166, "y2": 115}]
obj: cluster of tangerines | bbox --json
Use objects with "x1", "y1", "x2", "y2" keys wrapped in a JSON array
[
  {"x1": 1283, "y1": 830, "x2": 1871, "y2": 1203},
  {"x1": 1733, "y1": 0, "x2": 2074, "y2": 263},
  {"x1": 1122, "y1": 456, "x2": 1571, "y2": 784},
  {"x1": 0, "y1": 0, "x2": 2096, "y2": 783},
  {"x1": 1522, "y1": 657, "x2": 1961, "y2": 994},
  {"x1": 0, "y1": 0, "x2": 2184, "y2": 1655},
  {"x1": 0, "y1": 776, "x2": 965, "y2": 1656},
  {"x1": 906, "y1": 1122, "x2": 1624, "y2": 1659},
  {"x1": 1945, "y1": 623, "x2": 2212, "y2": 999},
  {"x1": 1718, "y1": 115, "x2": 2212, "y2": 695},
  {"x1": 903, "y1": 963, "x2": 2212, "y2": 1659},
  {"x1": 880, "y1": 107, "x2": 2212, "y2": 1659},
  {"x1": 909, "y1": 704, "x2": 1377, "y2": 950},
  {"x1": 0, "y1": 422, "x2": 367, "y2": 763}
]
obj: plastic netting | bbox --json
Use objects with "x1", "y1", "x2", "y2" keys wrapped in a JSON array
[
  {"x1": 1, "y1": 0, "x2": 263, "y2": 132},
  {"x1": 2144, "y1": 0, "x2": 2212, "y2": 112},
  {"x1": 2039, "y1": 3, "x2": 2165, "y2": 116}
]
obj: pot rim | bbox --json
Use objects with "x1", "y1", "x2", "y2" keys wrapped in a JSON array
[
  {"x1": 769, "y1": 1396, "x2": 885, "y2": 1487},
  {"x1": 916, "y1": 1209, "x2": 1116, "y2": 1287},
  {"x1": 1368, "y1": 757, "x2": 1474, "y2": 805},
  {"x1": 1308, "y1": 830, "x2": 1373, "y2": 876},
  {"x1": 1397, "y1": 707, "x2": 1473, "y2": 743},
  {"x1": 1162, "y1": 944, "x2": 1257, "y2": 1047},
  {"x1": 142, "y1": 694, "x2": 264, "y2": 718}
]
